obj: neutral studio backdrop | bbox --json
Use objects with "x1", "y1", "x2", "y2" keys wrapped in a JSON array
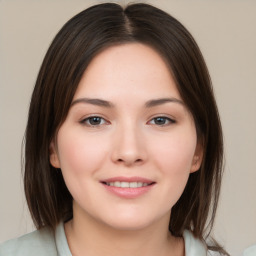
[{"x1": 0, "y1": 1, "x2": 255, "y2": 256}]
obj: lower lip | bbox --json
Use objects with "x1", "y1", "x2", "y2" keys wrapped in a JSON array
[{"x1": 102, "y1": 183, "x2": 155, "y2": 199}]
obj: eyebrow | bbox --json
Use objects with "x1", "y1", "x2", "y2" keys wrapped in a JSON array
[
  {"x1": 71, "y1": 97, "x2": 184, "y2": 108},
  {"x1": 145, "y1": 98, "x2": 184, "y2": 108},
  {"x1": 71, "y1": 98, "x2": 114, "y2": 108}
]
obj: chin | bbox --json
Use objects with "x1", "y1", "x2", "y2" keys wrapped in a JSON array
[
  {"x1": 104, "y1": 219, "x2": 153, "y2": 231},
  {"x1": 100, "y1": 211, "x2": 168, "y2": 232}
]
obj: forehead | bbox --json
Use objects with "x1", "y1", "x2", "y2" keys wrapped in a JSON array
[{"x1": 73, "y1": 43, "x2": 181, "y2": 101}]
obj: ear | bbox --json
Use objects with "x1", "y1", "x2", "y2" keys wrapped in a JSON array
[
  {"x1": 49, "y1": 141, "x2": 61, "y2": 168},
  {"x1": 190, "y1": 141, "x2": 204, "y2": 173}
]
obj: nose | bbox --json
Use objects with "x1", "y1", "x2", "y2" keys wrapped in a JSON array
[{"x1": 111, "y1": 123, "x2": 147, "y2": 167}]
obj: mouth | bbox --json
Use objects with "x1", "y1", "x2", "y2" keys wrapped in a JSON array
[
  {"x1": 100, "y1": 177, "x2": 156, "y2": 199},
  {"x1": 102, "y1": 181, "x2": 155, "y2": 188}
]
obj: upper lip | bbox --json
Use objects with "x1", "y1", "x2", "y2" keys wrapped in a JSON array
[{"x1": 101, "y1": 176, "x2": 155, "y2": 184}]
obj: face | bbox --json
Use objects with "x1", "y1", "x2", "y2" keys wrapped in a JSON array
[{"x1": 50, "y1": 43, "x2": 202, "y2": 231}]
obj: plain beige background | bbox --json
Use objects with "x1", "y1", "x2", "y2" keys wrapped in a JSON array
[{"x1": 0, "y1": 1, "x2": 255, "y2": 256}]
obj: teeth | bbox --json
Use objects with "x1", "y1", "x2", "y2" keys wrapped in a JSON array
[
  {"x1": 121, "y1": 182, "x2": 130, "y2": 188},
  {"x1": 130, "y1": 182, "x2": 138, "y2": 188},
  {"x1": 114, "y1": 181, "x2": 120, "y2": 187},
  {"x1": 106, "y1": 181, "x2": 150, "y2": 188}
]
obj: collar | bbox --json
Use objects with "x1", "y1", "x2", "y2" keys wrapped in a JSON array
[
  {"x1": 55, "y1": 222, "x2": 208, "y2": 256},
  {"x1": 183, "y1": 230, "x2": 208, "y2": 256}
]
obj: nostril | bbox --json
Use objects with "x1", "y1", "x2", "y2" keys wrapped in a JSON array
[{"x1": 117, "y1": 158, "x2": 142, "y2": 163}]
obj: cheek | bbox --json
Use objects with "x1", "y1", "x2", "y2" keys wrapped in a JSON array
[
  {"x1": 56, "y1": 129, "x2": 109, "y2": 177},
  {"x1": 148, "y1": 129, "x2": 197, "y2": 204},
  {"x1": 151, "y1": 132, "x2": 197, "y2": 173},
  {"x1": 56, "y1": 129, "x2": 111, "y2": 205}
]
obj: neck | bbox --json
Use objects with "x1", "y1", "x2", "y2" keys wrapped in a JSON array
[{"x1": 64, "y1": 208, "x2": 184, "y2": 256}]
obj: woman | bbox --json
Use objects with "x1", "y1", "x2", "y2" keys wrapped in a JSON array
[{"x1": 0, "y1": 3, "x2": 229, "y2": 256}]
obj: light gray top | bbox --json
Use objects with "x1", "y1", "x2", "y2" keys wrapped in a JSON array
[
  {"x1": 0, "y1": 222, "x2": 212, "y2": 256},
  {"x1": 243, "y1": 244, "x2": 256, "y2": 256}
]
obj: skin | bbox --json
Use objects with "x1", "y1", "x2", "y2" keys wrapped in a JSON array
[{"x1": 50, "y1": 43, "x2": 203, "y2": 256}]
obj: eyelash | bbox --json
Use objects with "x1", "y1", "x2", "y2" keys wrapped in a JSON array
[
  {"x1": 79, "y1": 115, "x2": 176, "y2": 127},
  {"x1": 148, "y1": 116, "x2": 176, "y2": 126},
  {"x1": 79, "y1": 116, "x2": 109, "y2": 127}
]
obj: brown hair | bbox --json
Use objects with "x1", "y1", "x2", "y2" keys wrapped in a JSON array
[{"x1": 24, "y1": 3, "x2": 227, "y2": 254}]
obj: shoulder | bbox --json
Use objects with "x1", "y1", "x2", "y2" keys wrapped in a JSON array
[
  {"x1": 183, "y1": 230, "x2": 224, "y2": 256},
  {"x1": 243, "y1": 244, "x2": 256, "y2": 256},
  {"x1": 0, "y1": 226, "x2": 57, "y2": 256},
  {"x1": 183, "y1": 230, "x2": 208, "y2": 256}
]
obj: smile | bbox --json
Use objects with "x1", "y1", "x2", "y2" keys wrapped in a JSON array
[
  {"x1": 104, "y1": 181, "x2": 151, "y2": 188},
  {"x1": 101, "y1": 177, "x2": 156, "y2": 199}
]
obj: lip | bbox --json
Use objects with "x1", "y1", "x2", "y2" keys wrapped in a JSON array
[
  {"x1": 100, "y1": 176, "x2": 156, "y2": 199},
  {"x1": 101, "y1": 176, "x2": 154, "y2": 183}
]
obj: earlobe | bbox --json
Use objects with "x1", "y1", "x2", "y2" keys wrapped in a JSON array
[
  {"x1": 190, "y1": 142, "x2": 204, "y2": 173},
  {"x1": 190, "y1": 155, "x2": 201, "y2": 173},
  {"x1": 49, "y1": 142, "x2": 60, "y2": 168}
]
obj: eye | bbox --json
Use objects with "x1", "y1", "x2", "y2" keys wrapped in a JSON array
[
  {"x1": 80, "y1": 116, "x2": 108, "y2": 126},
  {"x1": 148, "y1": 116, "x2": 175, "y2": 126}
]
